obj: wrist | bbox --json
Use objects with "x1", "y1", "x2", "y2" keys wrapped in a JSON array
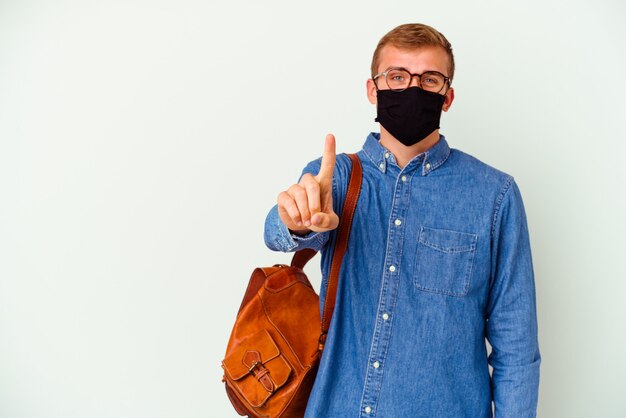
[{"x1": 289, "y1": 228, "x2": 312, "y2": 236}]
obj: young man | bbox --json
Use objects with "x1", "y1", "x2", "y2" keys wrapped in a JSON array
[{"x1": 264, "y1": 23, "x2": 540, "y2": 417}]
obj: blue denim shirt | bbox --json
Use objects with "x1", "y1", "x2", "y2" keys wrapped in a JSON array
[{"x1": 264, "y1": 133, "x2": 540, "y2": 417}]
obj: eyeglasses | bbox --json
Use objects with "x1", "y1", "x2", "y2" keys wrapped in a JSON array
[{"x1": 373, "y1": 67, "x2": 451, "y2": 94}]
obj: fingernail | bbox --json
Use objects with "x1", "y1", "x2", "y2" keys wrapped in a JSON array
[
  {"x1": 304, "y1": 220, "x2": 311, "y2": 227},
  {"x1": 297, "y1": 221, "x2": 302, "y2": 227}
]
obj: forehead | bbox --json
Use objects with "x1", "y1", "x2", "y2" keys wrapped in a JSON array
[{"x1": 377, "y1": 45, "x2": 450, "y2": 75}]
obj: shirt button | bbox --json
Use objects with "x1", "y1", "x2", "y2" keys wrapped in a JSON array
[
  {"x1": 379, "y1": 163, "x2": 384, "y2": 170},
  {"x1": 389, "y1": 265, "x2": 396, "y2": 272},
  {"x1": 425, "y1": 162, "x2": 431, "y2": 170},
  {"x1": 394, "y1": 219, "x2": 402, "y2": 226},
  {"x1": 373, "y1": 361, "x2": 380, "y2": 369},
  {"x1": 382, "y1": 312, "x2": 389, "y2": 320},
  {"x1": 365, "y1": 406, "x2": 372, "y2": 414},
  {"x1": 401, "y1": 175, "x2": 407, "y2": 182},
  {"x1": 384, "y1": 152, "x2": 390, "y2": 158}
]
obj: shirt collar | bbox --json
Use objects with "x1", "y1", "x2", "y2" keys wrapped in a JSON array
[{"x1": 362, "y1": 132, "x2": 451, "y2": 176}]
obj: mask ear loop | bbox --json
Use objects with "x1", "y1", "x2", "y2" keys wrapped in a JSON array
[{"x1": 442, "y1": 80, "x2": 452, "y2": 111}]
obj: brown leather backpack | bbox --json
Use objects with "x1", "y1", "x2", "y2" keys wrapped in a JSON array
[{"x1": 221, "y1": 154, "x2": 362, "y2": 417}]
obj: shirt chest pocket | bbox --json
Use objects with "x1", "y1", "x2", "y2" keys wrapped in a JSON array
[{"x1": 413, "y1": 226, "x2": 478, "y2": 297}]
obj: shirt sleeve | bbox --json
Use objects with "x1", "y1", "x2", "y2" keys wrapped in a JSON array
[
  {"x1": 486, "y1": 177, "x2": 541, "y2": 417},
  {"x1": 263, "y1": 158, "x2": 333, "y2": 253}
]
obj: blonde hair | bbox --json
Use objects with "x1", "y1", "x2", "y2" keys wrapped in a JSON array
[{"x1": 371, "y1": 23, "x2": 455, "y2": 82}]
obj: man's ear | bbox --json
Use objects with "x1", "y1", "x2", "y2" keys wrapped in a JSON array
[
  {"x1": 443, "y1": 86, "x2": 455, "y2": 112},
  {"x1": 366, "y1": 79, "x2": 377, "y2": 104}
]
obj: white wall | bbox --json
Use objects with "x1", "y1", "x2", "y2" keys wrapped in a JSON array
[{"x1": 1, "y1": 0, "x2": 625, "y2": 417}]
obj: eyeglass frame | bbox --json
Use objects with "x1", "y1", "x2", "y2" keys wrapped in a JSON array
[{"x1": 372, "y1": 66, "x2": 451, "y2": 94}]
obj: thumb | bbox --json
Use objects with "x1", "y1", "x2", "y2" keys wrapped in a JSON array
[{"x1": 310, "y1": 211, "x2": 339, "y2": 232}]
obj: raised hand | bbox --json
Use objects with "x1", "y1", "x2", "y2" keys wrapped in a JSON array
[{"x1": 277, "y1": 134, "x2": 339, "y2": 234}]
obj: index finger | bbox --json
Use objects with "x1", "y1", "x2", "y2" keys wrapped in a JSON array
[{"x1": 317, "y1": 133, "x2": 336, "y2": 181}]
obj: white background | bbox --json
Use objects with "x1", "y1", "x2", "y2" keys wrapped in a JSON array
[{"x1": 1, "y1": 0, "x2": 625, "y2": 417}]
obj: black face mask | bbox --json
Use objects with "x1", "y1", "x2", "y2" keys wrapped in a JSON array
[{"x1": 375, "y1": 86, "x2": 446, "y2": 146}]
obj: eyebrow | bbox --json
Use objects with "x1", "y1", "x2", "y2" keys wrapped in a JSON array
[{"x1": 385, "y1": 66, "x2": 447, "y2": 76}]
